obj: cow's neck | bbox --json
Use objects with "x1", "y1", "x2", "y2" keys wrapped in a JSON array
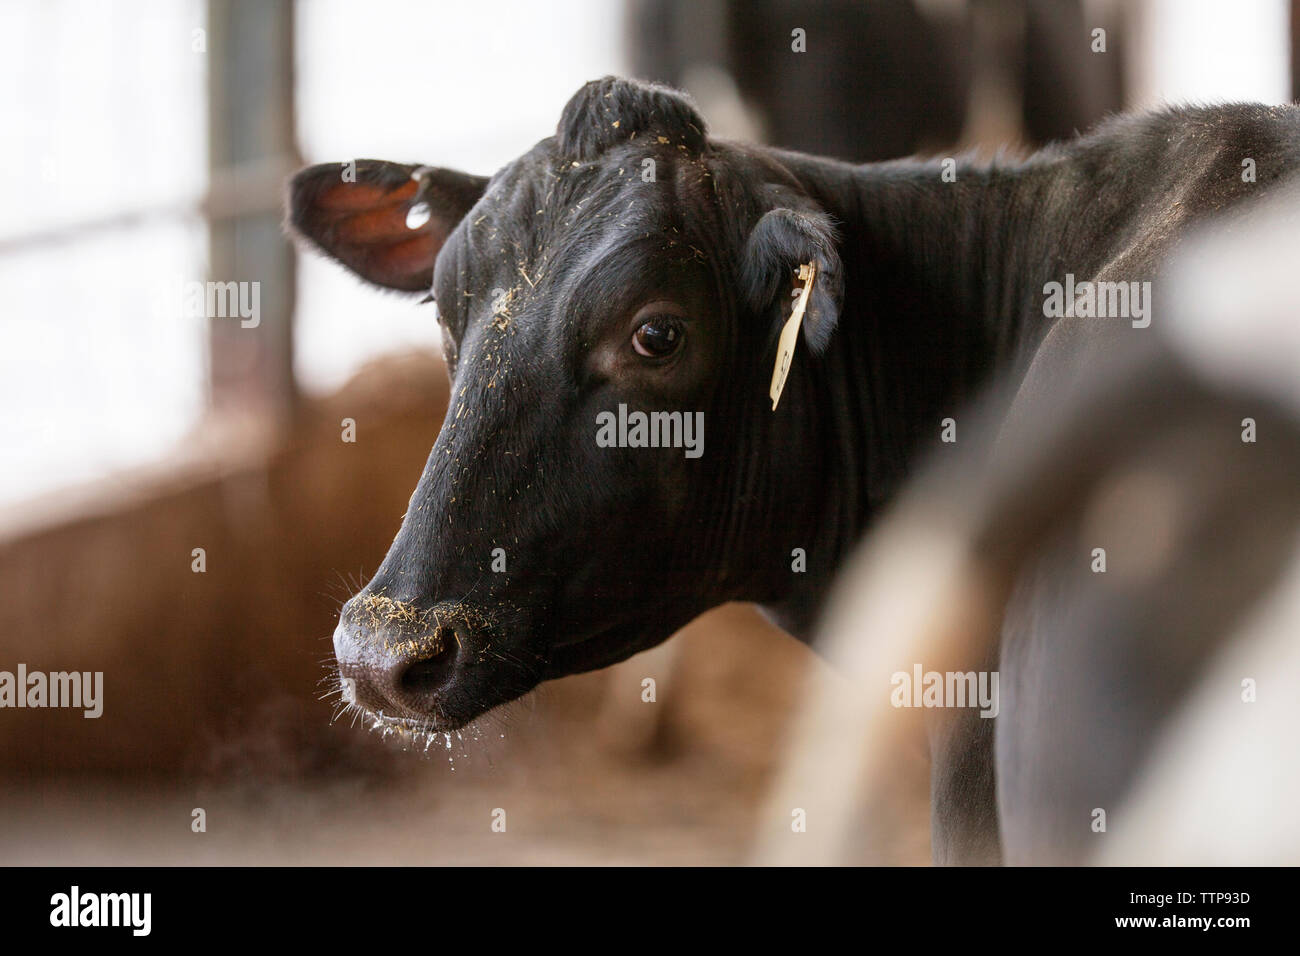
[{"x1": 759, "y1": 150, "x2": 1055, "y2": 638}]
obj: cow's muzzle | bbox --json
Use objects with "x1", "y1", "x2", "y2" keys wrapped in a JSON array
[{"x1": 332, "y1": 594, "x2": 483, "y2": 726}]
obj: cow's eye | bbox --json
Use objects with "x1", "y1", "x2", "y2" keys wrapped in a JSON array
[{"x1": 632, "y1": 316, "x2": 684, "y2": 358}]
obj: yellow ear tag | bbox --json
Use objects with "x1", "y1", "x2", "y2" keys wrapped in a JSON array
[{"x1": 769, "y1": 261, "x2": 817, "y2": 410}]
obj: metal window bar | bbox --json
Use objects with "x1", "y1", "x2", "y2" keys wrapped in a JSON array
[{"x1": 0, "y1": 0, "x2": 301, "y2": 421}]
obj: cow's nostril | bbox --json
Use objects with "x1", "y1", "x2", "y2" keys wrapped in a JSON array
[{"x1": 397, "y1": 639, "x2": 457, "y2": 707}]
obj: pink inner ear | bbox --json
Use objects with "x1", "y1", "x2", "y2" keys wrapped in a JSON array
[
  {"x1": 296, "y1": 167, "x2": 449, "y2": 290},
  {"x1": 368, "y1": 235, "x2": 438, "y2": 278},
  {"x1": 339, "y1": 205, "x2": 424, "y2": 244},
  {"x1": 316, "y1": 177, "x2": 418, "y2": 212}
]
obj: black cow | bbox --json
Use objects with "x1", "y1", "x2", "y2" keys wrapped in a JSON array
[{"x1": 288, "y1": 77, "x2": 1300, "y2": 857}]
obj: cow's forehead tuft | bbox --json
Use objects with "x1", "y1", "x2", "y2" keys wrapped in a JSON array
[{"x1": 556, "y1": 76, "x2": 707, "y2": 163}]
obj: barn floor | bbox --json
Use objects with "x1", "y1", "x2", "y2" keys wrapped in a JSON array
[
  {"x1": 2, "y1": 760, "x2": 753, "y2": 866},
  {"x1": 0, "y1": 605, "x2": 829, "y2": 866}
]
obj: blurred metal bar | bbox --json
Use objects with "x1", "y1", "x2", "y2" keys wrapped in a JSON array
[
  {"x1": 0, "y1": 157, "x2": 295, "y2": 257},
  {"x1": 1292, "y1": 0, "x2": 1300, "y2": 100},
  {"x1": 206, "y1": 0, "x2": 299, "y2": 416}
]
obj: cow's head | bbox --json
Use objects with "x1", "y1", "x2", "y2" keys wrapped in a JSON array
[{"x1": 288, "y1": 77, "x2": 843, "y2": 735}]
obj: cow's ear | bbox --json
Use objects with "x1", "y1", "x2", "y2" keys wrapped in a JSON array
[
  {"x1": 741, "y1": 206, "x2": 843, "y2": 354},
  {"x1": 287, "y1": 160, "x2": 488, "y2": 293}
]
